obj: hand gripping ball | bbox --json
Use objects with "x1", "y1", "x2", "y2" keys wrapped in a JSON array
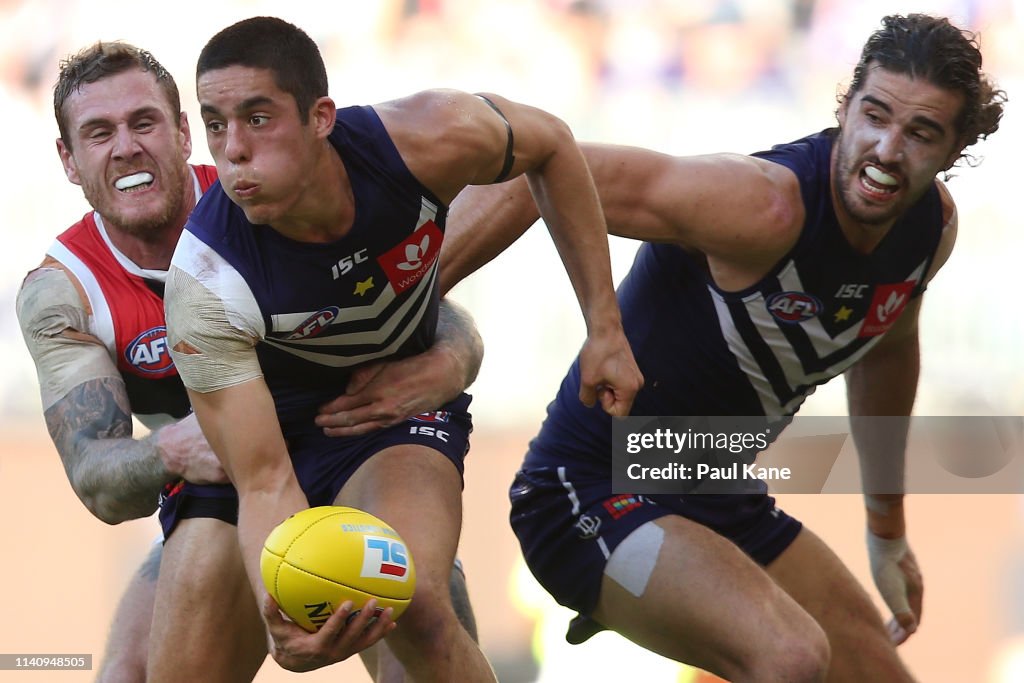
[{"x1": 261, "y1": 506, "x2": 416, "y2": 632}]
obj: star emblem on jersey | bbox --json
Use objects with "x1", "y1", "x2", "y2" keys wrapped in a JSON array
[
  {"x1": 353, "y1": 277, "x2": 374, "y2": 296},
  {"x1": 833, "y1": 306, "x2": 853, "y2": 322}
]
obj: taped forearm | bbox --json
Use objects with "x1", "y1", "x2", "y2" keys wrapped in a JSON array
[
  {"x1": 850, "y1": 415, "x2": 910, "y2": 496},
  {"x1": 16, "y1": 267, "x2": 119, "y2": 409}
]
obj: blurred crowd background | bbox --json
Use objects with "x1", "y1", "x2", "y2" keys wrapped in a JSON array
[{"x1": 1, "y1": 0, "x2": 1023, "y2": 681}]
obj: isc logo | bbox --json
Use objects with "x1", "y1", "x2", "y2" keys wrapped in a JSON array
[
  {"x1": 834, "y1": 283, "x2": 869, "y2": 299},
  {"x1": 765, "y1": 291, "x2": 823, "y2": 323},
  {"x1": 408, "y1": 425, "x2": 450, "y2": 442},
  {"x1": 331, "y1": 249, "x2": 368, "y2": 280},
  {"x1": 361, "y1": 536, "x2": 410, "y2": 581},
  {"x1": 124, "y1": 326, "x2": 175, "y2": 375}
]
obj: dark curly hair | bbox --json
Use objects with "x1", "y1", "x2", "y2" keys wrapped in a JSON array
[
  {"x1": 54, "y1": 41, "x2": 180, "y2": 152},
  {"x1": 840, "y1": 14, "x2": 1006, "y2": 167}
]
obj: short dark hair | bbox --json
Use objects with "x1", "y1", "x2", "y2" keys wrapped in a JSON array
[
  {"x1": 197, "y1": 16, "x2": 329, "y2": 122},
  {"x1": 841, "y1": 14, "x2": 1005, "y2": 165},
  {"x1": 54, "y1": 41, "x2": 181, "y2": 151}
]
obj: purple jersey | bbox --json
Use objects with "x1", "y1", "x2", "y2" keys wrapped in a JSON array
[
  {"x1": 530, "y1": 129, "x2": 944, "y2": 470},
  {"x1": 182, "y1": 106, "x2": 446, "y2": 427}
]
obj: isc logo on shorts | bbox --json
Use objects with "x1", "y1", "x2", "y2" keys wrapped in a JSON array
[
  {"x1": 124, "y1": 326, "x2": 175, "y2": 375},
  {"x1": 408, "y1": 424, "x2": 450, "y2": 442},
  {"x1": 361, "y1": 536, "x2": 411, "y2": 581}
]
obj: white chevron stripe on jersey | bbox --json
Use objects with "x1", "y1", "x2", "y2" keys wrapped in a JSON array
[
  {"x1": 748, "y1": 262, "x2": 873, "y2": 408},
  {"x1": 268, "y1": 197, "x2": 436, "y2": 335},
  {"x1": 417, "y1": 195, "x2": 439, "y2": 227},
  {"x1": 270, "y1": 281, "x2": 397, "y2": 332},
  {"x1": 268, "y1": 197, "x2": 439, "y2": 334},
  {"x1": 712, "y1": 258, "x2": 929, "y2": 416},
  {"x1": 776, "y1": 260, "x2": 927, "y2": 355},
  {"x1": 709, "y1": 289, "x2": 779, "y2": 414},
  {"x1": 261, "y1": 264, "x2": 437, "y2": 365}
]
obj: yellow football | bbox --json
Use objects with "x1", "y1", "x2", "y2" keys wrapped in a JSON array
[{"x1": 260, "y1": 506, "x2": 416, "y2": 632}]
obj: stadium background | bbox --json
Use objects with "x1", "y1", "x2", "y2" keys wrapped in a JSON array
[{"x1": 0, "y1": 0, "x2": 1022, "y2": 680}]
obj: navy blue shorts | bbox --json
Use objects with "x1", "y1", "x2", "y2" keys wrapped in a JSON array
[
  {"x1": 159, "y1": 393, "x2": 473, "y2": 540},
  {"x1": 509, "y1": 462, "x2": 802, "y2": 616}
]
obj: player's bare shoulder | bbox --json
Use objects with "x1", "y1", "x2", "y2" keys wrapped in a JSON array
[
  {"x1": 683, "y1": 153, "x2": 803, "y2": 263},
  {"x1": 373, "y1": 89, "x2": 507, "y2": 203},
  {"x1": 375, "y1": 89, "x2": 490, "y2": 147}
]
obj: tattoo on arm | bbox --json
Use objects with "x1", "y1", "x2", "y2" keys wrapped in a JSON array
[
  {"x1": 137, "y1": 542, "x2": 162, "y2": 582},
  {"x1": 44, "y1": 377, "x2": 170, "y2": 523},
  {"x1": 436, "y1": 300, "x2": 484, "y2": 387},
  {"x1": 46, "y1": 377, "x2": 132, "y2": 445}
]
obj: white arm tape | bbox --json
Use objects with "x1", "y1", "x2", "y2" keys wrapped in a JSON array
[
  {"x1": 165, "y1": 266, "x2": 263, "y2": 394},
  {"x1": 866, "y1": 531, "x2": 911, "y2": 617},
  {"x1": 16, "y1": 267, "x2": 120, "y2": 408}
]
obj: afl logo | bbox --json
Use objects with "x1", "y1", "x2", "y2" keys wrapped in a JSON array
[
  {"x1": 765, "y1": 291, "x2": 823, "y2": 323},
  {"x1": 287, "y1": 306, "x2": 340, "y2": 340},
  {"x1": 125, "y1": 326, "x2": 175, "y2": 374}
]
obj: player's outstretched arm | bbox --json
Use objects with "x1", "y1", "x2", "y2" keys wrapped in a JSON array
[
  {"x1": 442, "y1": 143, "x2": 803, "y2": 294},
  {"x1": 845, "y1": 187, "x2": 956, "y2": 645},
  {"x1": 16, "y1": 267, "x2": 226, "y2": 524},
  {"x1": 182, "y1": 379, "x2": 306, "y2": 591},
  {"x1": 182, "y1": 376, "x2": 392, "y2": 670},
  {"x1": 315, "y1": 298, "x2": 484, "y2": 436},
  {"x1": 845, "y1": 183, "x2": 957, "y2": 646},
  {"x1": 845, "y1": 299, "x2": 923, "y2": 645},
  {"x1": 380, "y1": 90, "x2": 643, "y2": 415},
  {"x1": 164, "y1": 263, "x2": 301, "y2": 593},
  {"x1": 184, "y1": 378, "x2": 391, "y2": 670},
  {"x1": 469, "y1": 95, "x2": 643, "y2": 416},
  {"x1": 166, "y1": 263, "x2": 388, "y2": 670}
]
